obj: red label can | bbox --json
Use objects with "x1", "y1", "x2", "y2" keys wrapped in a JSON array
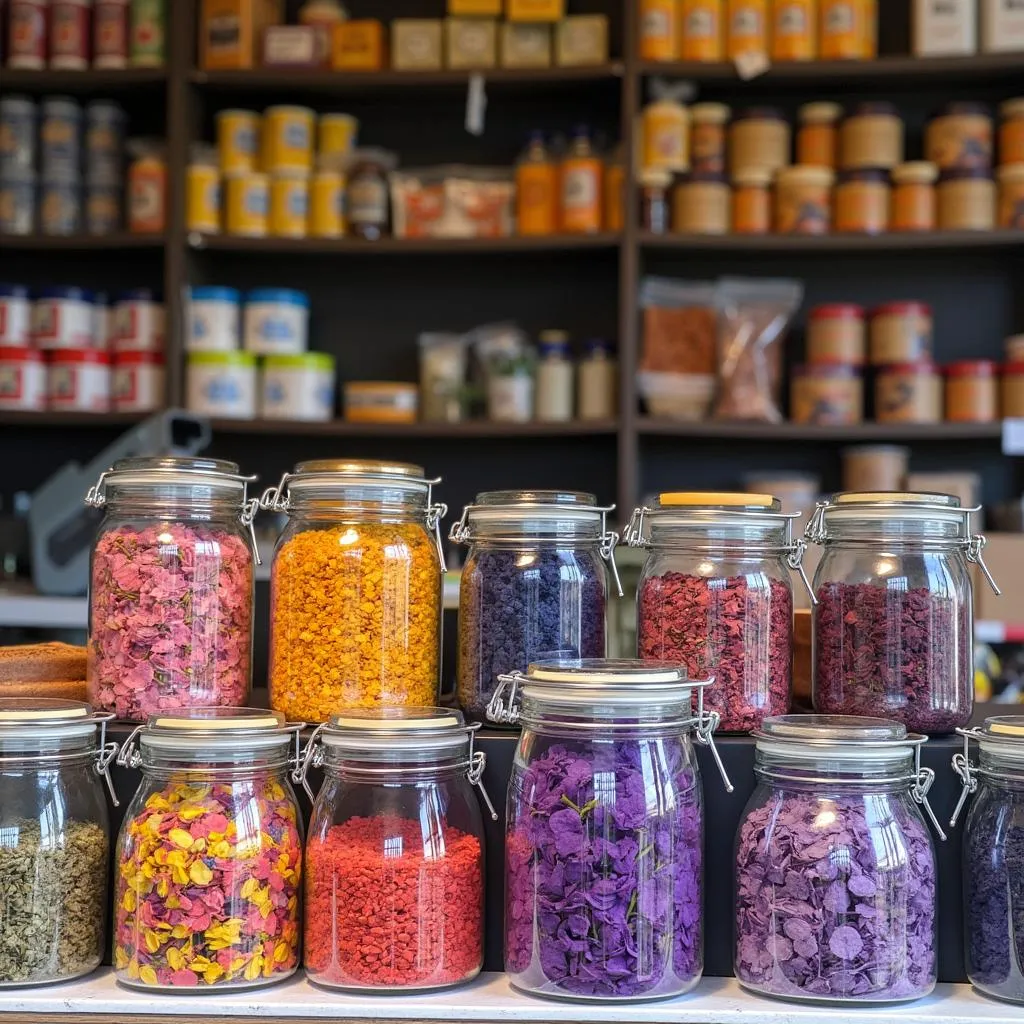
[
  {"x1": 49, "y1": 0, "x2": 91, "y2": 69},
  {"x1": 8, "y1": 0, "x2": 49, "y2": 69},
  {"x1": 93, "y1": 0, "x2": 129, "y2": 67}
]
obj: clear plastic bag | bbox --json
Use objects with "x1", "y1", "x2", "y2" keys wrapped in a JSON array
[
  {"x1": 713, "y1": 277, "x2": 803, "y2": 423},
  {"x1": 639, "y1": 277, "x2": 717, "y2": 375}
]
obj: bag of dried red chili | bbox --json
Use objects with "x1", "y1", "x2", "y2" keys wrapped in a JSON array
[
  {"x1": 801, "y1": 491, "x2": 1000, "y2": 735},
  {"x1": 627, "y1": 492, "x2": 811, "y2": 733},
  {"x1": 297, "y1": 707, "x2": 497, "y2": 991}
]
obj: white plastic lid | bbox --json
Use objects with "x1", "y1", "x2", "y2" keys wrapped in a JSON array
[
  {"x1": 321, "y1": 706, "x2": 473, "y2": 754},
  {"x1": 139, "y1": 707, "x2": 292, "y2": 755},
  {"x1": 755, "y1": 714, "x2": 920, "y2": 766},
  {"x1": 0, "y1": 697, "x2": 99, "y2": 743},
  {"x1": 977, "y1": 715, "x2": 1024, "y2": 763}
]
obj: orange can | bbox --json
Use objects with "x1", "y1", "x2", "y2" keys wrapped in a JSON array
[
  {"x1": 640, "y1": 0, "x2": 679, "y2": 61},
  {"x1": 680, "y1": 0, "x2": 724, "y2": 60},
  {"x1": 727, "y1": 0, "x2": 768, "y2": 59},
  {"x1": 772, "y1": 0, "x2": 816, "y2": 61}
]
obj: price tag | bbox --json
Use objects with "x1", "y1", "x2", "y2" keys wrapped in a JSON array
[
  {"x1": 465, "y1": 73, "x2": 487, "y2": 136},
  {"x1": 1002, "y1": 418, "x2": 1024, "y2": 455}
]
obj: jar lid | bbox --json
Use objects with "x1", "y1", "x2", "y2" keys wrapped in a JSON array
[
  {"x1": 690, "y1": 102, "x2": 730, "y2": 124},
  {"x1": 776, "y1": 165, "x2": 835, "y2": 186},
  {"x1": 849, "y1": 101, "x2": 899, "y2": 117},
  {"x1": 997, "y1": 162, "x2": 1024, "y2": 183},
  {"x1": 1004, "y1": 361, "x2": 1024, "y2": 373},
  {"x1": 945, "y1": 359, "x2": 997, "y2": 377},
  {"x1": 877, "y1": 361, "x2": 938, "y2": 375},
  {"x1": 754, "y1": 714, "x2": 922, "y2": 771},
  {"x1": 939, "y1": 166, "x2": 993, "y2": 182},
  {"x1": 732, "y1": 166, "x2": 773, "y2": 187},
  {"x1": 798, "y1": 101, "x2": 843, "y2": 124},
  {"x1": 872, "y1": 300, "x2": 932, "y2": 317},
  {"x1": 891, "y1": 161, "x2": 939, "y2": 185},
  {"x1": 0, "y1": 697, "x2": 102, "y2": 744},
  {"x1": 135, "y1": 707, "x2": 294, "y2": 757},
  {"x1": 86, "y1": 455, "x2": 255, "y2": 508},
  {"x1": 809, "y1": 303, "x2": 865, "y2": 320},
  {"x1": 837, "y1": 168, "x2": 890, "y2": 183},
  {"x1": 320, "y1": 707, "x2": 474, "y2": 755},
  {"x1": 974, "y1": 716, "x2": 1024, "y2": 762},
  {"x1": 807, "y1": 490, "x2": 975, "y2": 539},
  {"x1": 934, "y1": 101, "x2": 991, "y2": 118},
  {"x1": 640, "y1": 168, "x2": 672, "y2": 187},
  {"x1": 452, "y1": 489, "x2": 611, "y2": 542}
]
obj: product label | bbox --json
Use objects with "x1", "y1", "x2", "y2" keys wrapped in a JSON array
[
  {"x1": 686, "y1": 10, "x2": 715, "y2": 36},
  {"x1": 562, "y1": 167, "x2": 598, "y2": 209},
  {"x1": 642, "y1": 10, "x2": 671, "y2": 36},
  {"x1": 206, "y1": 14, "x2": 241, "y2": 56},
  {"x1": 0, "y1": 365, "x2": 25, "y2": 400},
  {"x1": 130, "y1": 179, "x2": 161, "y2": 222},
  {"x1": 48, "y1": 365, "x2": 78, "y2": 402},
  {"x1": 233, "y1": 124, "x2": 258, "y2": 156},
  {"x1": 285, "y1": 188, "x2": 308, "y2": 218},
  {"x1": 348, "y1": 178, "x2": 387, "y2": 223},
  {"x1": 131, "y1": 0, "x2": 165, "y2": 60},
  {"x1": 95, "y1": 5, "x2": 129, "y2": 57},
  {"x1": 777, "y1": 4, "x2": 808, "y2": 32},
  {"x1": 731, "y1": 8, "x2": 763, "y2": 35},
  {"x1": 203, "y1": 374, "x2": 243, "y2": 403},
  {"x1": 254, "y1": 314, "x2": 297, "y2": 345},
  {"x1": 824, "y1": 2, "x2": 854, "y2": 32},
  {"x1": 282, "y1": 122, "x2": 311, "y2": 152},
  {"x1": 243, "y1": 184, "x2": 269, "y2": 216},
  {"x1": 42, "y1": 119, "x2": 78, "y2": 164},
  {"x1": 113, "y1": 366, "x2": 137, "y2": 403},
  {"x1": 52, "y1": 6, "x2": 87, "y2": 57},
  {"x1": 10, "y1": 6, "x2": 45, "y2": 59}
]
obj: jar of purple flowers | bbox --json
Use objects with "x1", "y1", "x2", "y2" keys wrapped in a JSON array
[
  {"x1": 800, "y1": 491, "x2": 999, "y2": 735},
  {"x1": 488, "y1": 658, "x2": 732, "y2": 1002},
  {"x1": 450, "y1": 491, "x2": 621, "y2": 725},
  {"x1": 950, "y1": 716, "x2": 1024, "y2": 1005},
  {"x1": 735, "y1": 714, "x2": 942, "y2": 1005}
]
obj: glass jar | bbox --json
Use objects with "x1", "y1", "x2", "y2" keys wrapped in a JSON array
[
  {"x1": 488, "y1": 659, "x2": 732, "y2": 1002},
  {"x1": 925, "y1": 102, "x2": 993, "y2": 172},
  {"x1": 450, "y1": 491, "x2": 621, "y2": 724},
  {"x1": 891, "y1": 161, "x2": 938, "y2": 231},
  {"x1": 690, "y1": 101, "x2": 729, "y2": 175},
  {"x1": 84, "y1": 456, "x2": 258, "y2": 722},
  {"x1": 732, "y1": 166, "x2": 772, "y2": 234},
  {"x1": 802, "y1": 492, "x2": 999, "y2": 734},
  {"x1": 0, "y1": 698, "x2": 116, "y2": 986},
  {"x1": 840, "y1": 102, "x2": 903, "y2": 169},
  {"x1": 952, "y1": 717, "x2": 1024, "y2": 1004},
  {"x1": 263, "y1": 459, "x2": 446, "y2": 722},
  {"x1": 797, "y1": 101, "x2": 842, "y2": 168},
  {"x1": 672, "y1": 172, "x2": 729, "y2": 234},
  {"x1": 735, "y1": 714, "x2": 941, "y2": 1004},
  {"x1": 937, "y1": 167, "x2": 996, "y2": 230},
  {"x1": 346, "y1": 148, "x2": 392, "y2": 240},
  {"x1": 113, "y1": 708, "x2": 303, "y2": 990},
  {"x1": 299, "y1": 707, "x2": 495, "y2": 991},
  {"x1": 640, "y1": 168, "x2": 671, "y2": 233},
  {"x1": 577, "y1": 339, "x2": 617, "y2": 419},
  {"x1": 534, "y1": 331, "x2": 574, "y2": 422},
  {"x1": 730, "y1": 107, "x2": 791, "y2": 177},
  {"x1": 834, "y1": 168, "x2": 890, "y2": 233},
  {"x1": 627, "y1": 492, "x2": 809, "y2": 733},
  {"x1": 774, "y1": 164, "x2": 833, "y2": 234}
]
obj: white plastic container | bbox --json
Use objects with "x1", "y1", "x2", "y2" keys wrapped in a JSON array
[
  {"x1": 0, "y1": 346, "x2": 46, "y2": 411},
  {"x1": 32, "y1": 287, "x2": 95, "y2": 350},
  {"x1": 637, "y1": 370, "x2": 715, "y2": 420},
  {"x1": 914, "y1": 0, "x2": 977, "y2": 55},
  {"x1": 47, "y1": 349, "x2": 111, "y2": 411},
  {"x1": 113, "y1": 289, "x2": 164, "y2": 352},
  {"x1": 112, "y1": 351, "x2": 165, "y2": 412},
  {"x1": 0, "y1": 284, "x2": 31, "y2": 345},
  {"x1": 534, "y1": 331, "x2": 574, "y2": 422},
  {"x1": 982, "y1": 0, "x2": 1024, "y2": 51},
  {"x1": 260, "y1": 352, "x2": 335, "y2": 421},
  {"x1": 186, "y1": 286, "x2": 241, "y2": 352},
  {"x1": 186, "y1": 351, "x2": 257, "y2": 419},
  {"x1": 91, "y1": 293, "x2": 113, "y2": 351},
  {"x1": 243, "y1": 288, "x2": 309, "y2": 355}
]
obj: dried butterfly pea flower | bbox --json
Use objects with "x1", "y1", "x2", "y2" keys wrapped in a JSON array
[
  {"x1": 735, "y1": 790, "x2": 936, "y2": 1002},
  {"x1": 0, "y1": 820, "x2": 108, "y2": 985},
  {"x1": 963, "y1": 786, "x2": 1024, "y2": 1000},
  {"x1": 638, "y1": 572, "x2": 792, "y2": 733},
  {"x1": 506, "y1": 739, "x2": 703, "y2": 999},
  {"x1": 457, "y1": 547, "x2": 605, "y2": 722},
  {"x1": 813, "y1": 581, "x2": 971, "y2": 734}
]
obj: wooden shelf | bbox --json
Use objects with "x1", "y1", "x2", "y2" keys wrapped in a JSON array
[
  {"x1": 0, "y1": 68, "x2": 166, "y2": 92},
  {"x1": 210, "y1": 418, "x2": 619, "y2": 438},
  {"x1": 638, "y1": 419, "x2": 1004, "y2": 441},
  {"x1": 636, "y1": 52, "x2": 1024, "y2": 85},
  {"x1": 191, "y1": 232, "x2": 622, "y2": 254},
  {"x1": 190, "y1": 65, "x2": 624, "y2": 92},
  {"x1": 639, "y1": 230, "x2": 1024, "y2": 253},
  {"x1": 0, "y1": 234, "x2": 166, "y2": 251},
  {"x1": 0, "y1": 411, "x2": 146, "y2": 428}
]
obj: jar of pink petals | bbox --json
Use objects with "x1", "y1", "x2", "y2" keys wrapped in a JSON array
[{"x1": 84, "y1": 456, "x2": 259, "y2": 721}]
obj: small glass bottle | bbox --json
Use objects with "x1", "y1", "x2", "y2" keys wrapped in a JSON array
[
  {"x1": 534, "y1": 329, "x2": 574, "y2": 421},
  {"x1": 347, "y1": 147, "x2": 392, "y2": 241},
  {"x1": 560, "y1": 125, "x2": 603, "y2": 234},
  {"x1": 641, "y1": 167, "x2": 671, "y2": 233},
  {"x1": 797, "y1": 101, "x2": 842, "y2": 168},
  {"x1": 515, "y1": 131, "x2": 557, "y2": 236},
  {"x1": 577, "y1": 338, "x2": 617, "y2": 419}
]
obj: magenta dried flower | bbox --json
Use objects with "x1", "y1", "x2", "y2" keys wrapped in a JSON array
[
  {"x1": 87, "y1": 523, "x2": 253, "y2": 721},
  {"x1": 638, "y1": 572, "x2": 792, "y2": 733}
]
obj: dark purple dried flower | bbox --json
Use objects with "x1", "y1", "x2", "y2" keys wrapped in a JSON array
[
  {"x1": 506, "y1": 739, "x2": 703, "y2": 999},
  {"x1": 735, "y1": 790, "x2": 937, "y2": 1002},
  {"x1": 813, "y1": 581, "x2": 971, "y2": 735}
]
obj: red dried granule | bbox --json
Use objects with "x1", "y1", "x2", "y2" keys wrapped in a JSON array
[
  {"x1": 304, "y1": 815, "x2": 483, "y2": 990},
  {"x1": 813, "y1": 580, "x2": 971, "y2": 735},
  {"x1": 638, "y1": 572, "x2": 792, "y2": 733}
]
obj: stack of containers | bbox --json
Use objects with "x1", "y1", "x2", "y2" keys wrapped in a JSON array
[
  {"x1": 791, "y1": 303, "x2": 866, "y2": 425},
  {"x1": 0, "y1": 283, "x2": 164, "y2": 413},
  {"x1": 187, "y1": 106, "x2": 357, "y2": 239},
  {"x1": 185, "y1": 286, "x2": 334, "y2": 421}
]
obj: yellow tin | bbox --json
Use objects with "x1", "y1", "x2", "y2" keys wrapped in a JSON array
[
  {"x1": 186, "y1": 163, "x2": 221, "y2": 233},
  {"x1": 262, "y1": 105, "x2": 315, "y2": 174},
  {"x1": 216, "y1": 109, "x2": 260, "y2": 175},
  {"x1": 318, "y1": 113, "x2": 358, "y2": 160},
  {"x1": 269, "y1": 172, "x2": 309, "y2": 238},
  {"x1": 309, "y1": 170, "x2": 345, "y2": 237},
  {"x1": 224, "y1": 171, "x2": 269, "y2": 237}
]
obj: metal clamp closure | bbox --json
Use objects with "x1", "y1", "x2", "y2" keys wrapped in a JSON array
[
  {"x1": 805, "y1": 501, "x2": 827, "y2": 545},
  {"x1": 910, "y1": 745, "x2": 946, "y2": 841},
  {"x1": 293, "y1": 723, "x2": 326, "y2": 801},
  {"x1": 240, "y1": 496, "x2": 262, "y2": 566},
  {"x1": 693, "y1": 683, "x2": 733, "y2": 794},
  {"x1": 116, "y1": 724, "x2": 145, "y2": 770},
  {"x1": 624, "y1": 506, "x2": 650, "y2": 548},
  {"x1": 949, "y1": 727, "x2": 982, "y2": 828},
  {"x1": 426, "y1": 502, "x2": 449, "y2": 571},
  {"x1": 260, "y1": 471, "x2": 293, "y2": 514},
  {"x1": 488, "y1": 671, "x2": 524, "y2": 727},
  {"x1": 598, "y1": 506, "x2": 623, "y2": 598},
  {"x1": 92, "y1": 711, "x2": 119, "y2": 806},
  {"x1": 84, "y1": 470, "x2": 111, "y2": 508},
  {"x1": 966, "y1": 534, "x2": 1000, "y2": 596},
  {"x1": 786, "y1": 536, "x2": 817, "y2": 606}
]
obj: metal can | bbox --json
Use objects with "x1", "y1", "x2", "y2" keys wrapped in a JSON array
[
  {"x1": 130, "y1": 0, "x2": 165, "y2": 67},
  {"x1": 224, "y1": 171, "x2": 269, "y2": 236},
  {"x1": 0, "y1": 169, "x2": 35, "y2": 235},
  {"x1": 85, "y1": 101, "x2": 125, "y2": 184},
  {"x1": 262, "y1": 105, "x2": 315, "y2": 174},
  {"x1": 318, "y1": 113, "x2": 358, "y2": 160},
  {"x1": 86, "y1": 181, "x2": 122, "y2": 234},
  {"x1": 216, "y1": 109, "x2": 260, "y2": 175},
  {"x1": 113, "y1": 350, "x2": 165, "y2": 411},
  {"x1": 49, "y1": 0, "x2": 92, "y2": 70},
  {"x1": 186, "y1": 286, "x2": 241, "y2": 352},
  {"x1": 269, "y1": 172, "x2": 309, "y2": 238},
  {"x1": 41, "y1": 174, "x2": 83, "y2": 235},
  {"x1": 309, "y1": 169, "x2": 344, "y2": 237},
  {"x1": 0, "y1": 346, "x2": 46, "y2": 411},
  {"x1": 7, "y1": 0, "x2": 48, "y2": 69},
  {"x1": 48, "y1": 349, "x2": 112, "y2": 412},
  {"x1": 32, "y1": 287, "x2": 96, "y2": 350},
  {"x1": 94, "y1": 0, "x2": 130, "y2": 68},
  {"x1": 0, "y1": 96, "x2": 37, "y2": 171},
  {"x1": 40, "y1": 97, "x2": 83, "y2": 178},
  {"x1": 0, "y1": 284, "x2": 32, "y2": 345},
  {"x1": 186, "y1": 162, "x2": 220, "y2": 233},
  {"x1": 113, "y1": 288, "x2": 163, "y2": 352}
]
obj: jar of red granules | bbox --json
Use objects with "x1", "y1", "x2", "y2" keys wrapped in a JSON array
[
  {"x1": 801, "y1": 492, "x2": 999, "y2": 735},
  {"x1": 627, "y1": 492, "x2": 811, "y2": 733},
  {"x1": 298, "y1": 707, "x2": 496, "y2": 992}
]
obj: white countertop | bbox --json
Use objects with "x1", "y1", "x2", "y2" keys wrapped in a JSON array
[{"x1": 0, "y1": 971, "x2": 1019, "y2": 1023}]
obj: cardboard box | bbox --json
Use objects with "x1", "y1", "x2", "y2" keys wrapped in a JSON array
[
  {"x1": 973, "y1": 532, "x2": 1023, "y2": 624},
  {"x1": 556, "y1": 14, "x2": 609, "y2": 66},
  {"x1": 500, "y1": 22, "x2": 551, "y2": 67},
  {"x1": 391, "y1": 19, "x2": 444, "y2": 70},
  {"x1": 263, "y1": 25, "x2": 317, "y2": 66},
  {"x1": 507, "y1": 0, "x2": 564, "y2": 21},
  {"x1": 446, "y1": 17, "x2": 498, "y2": 69},
  {"x1": 332, "y1": 19, "x2": 386, "y2": 70},
  {"x1": 449, "y1": 0, "x2": 502, "y2": 14},
  {"x1": 200, "y1": 0, "x2": 283, "y2": 70}
]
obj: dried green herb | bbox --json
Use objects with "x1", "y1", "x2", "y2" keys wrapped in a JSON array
[{"x1": 0, "y1": 819, "x2": 108, "y2": 984}]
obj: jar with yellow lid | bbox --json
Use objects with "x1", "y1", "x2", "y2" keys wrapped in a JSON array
[
  {"x1": 998, "y1": 163, "x2": 1024, "y2": 229},
  {"x1": 730, "y1": 107, "x2": 791, "y2": 177},
  {"x1": 834, "y1": 168, "x2": 889, "y2": 234},
  {"x1": 820, "y1": 0, "x2": 875, "y2": 58},
  {"x1": 1002, "y1": 363, "x2": 1024, "y2": 417},
  {"x1": 926, "y1": 103, "x2": 993, "y2": 172},
  {"x1": 775, "y1": 164, "x2": 833, "y2": 234},
  {"x1": 892, "y1": 162, "x2": 937, "y2": 232},
  {"x1": 840, "y1": 102, "x2": 903, "y2": 170},
  {"x1": 691, "y1": 102, "x2": 729, "y2": 175},
  {"x1": 673, "y1": 172, "x2": 729, "y2": 234},
  {"x1": 937, "y1": 168, "x2": 995, "y2": 230},
  {"x1": 945, "y1": 361, "x2": 998, "y2": 423},
  {"x1": 262, "y1": 460, "x2": 447, "y2": 723},
  {"x1": 309, "y1": 166, "x2": 345, "y2": 238},
  {"x1": 224, "y1": 172, "x2": 269, "y2": 237},
  {"x1": 681, "y1": 0, "x2": 725, "y2": 60},
  {"x1": 640, "y1": 0, "x2": 680, "y2": 61},
  {"x1": 643, "y1": 96, "x2": 690, "y2": 172},
  {"x1": 797, "y1": 101, "x2": 842, "y2": 168},
  {"x1": 772, "y1": 0, "x2": 816, "y2": 60},
  {"x1": 999, "y1": 98, "x2": 1024, "y2": 165},
  {"x1": 216, "y1": 109, "x2": 260, "y2": 175},
  {"x1": 727, "y1": 0, "x2": 769, "y2": 59},
  {"x1": 875, "y1": 363, "x2": 942, "y2": 423},
  {"x1": 186, "y1": 144, "x2": 220, "y2": 235},
  {"x1": 732, "y1": 166, "x2": 772, "y2": 234}
]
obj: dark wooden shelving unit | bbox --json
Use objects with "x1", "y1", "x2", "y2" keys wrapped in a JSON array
[
  {"x1": 639, "y1": 230, "x2": 1024, "y2": 252},
  {"x1": 1, "y1": 233, "x2": 167, "y2": 251},
  {"x1": 192, "y1": 232, "x2": 623, "y2": 254},
  {"x1": 0, "y1": 411, "x2": 146, "y2": 428},
  {"x1": 210, "y1": 418, "x2": 620, "y2": 438},
  {"x1": 638, "y1": 419, "x2": 1005, "y2": 442},
  {"x1": 0, "y1": 67, "x2": 167, "y2": 92}
]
